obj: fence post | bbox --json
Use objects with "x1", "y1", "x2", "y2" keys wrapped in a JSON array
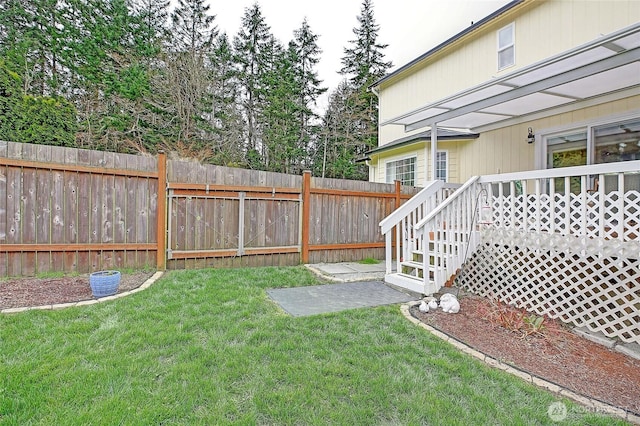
[
  {"x1": 156, "y1": 151, "x2": 167, "y2": 270},
  {"x1": 395, "y1": 180, "x2": 401, "y2": 210},
  {"x1": 301, "y1": 170, "x2": 311, "y2": 264}
]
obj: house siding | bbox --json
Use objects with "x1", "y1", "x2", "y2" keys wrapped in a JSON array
[
  {"x1": 378, "y1": 0, "x2": 640, "y2": 147},
  {"x1": 373, "y1": 0, "x2": 640, "y2": 185},
  {"x1": 456, "y1": 95, "x2": 640, "y2": 182},
  {"x1": 369, "y1": 140, "x2": 462, "y2": 186}
]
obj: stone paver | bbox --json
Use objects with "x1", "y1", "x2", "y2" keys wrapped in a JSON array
[
  {"x1": 267, "y1": 281, "x2": 416, "y2": 317},
  {"x1": 305, "y1": 262, "x2": 388, "y2": 283}
]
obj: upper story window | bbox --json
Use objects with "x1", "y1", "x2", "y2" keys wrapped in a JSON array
[
  {"x1": 497, "y1": 23, "x2": 515, "y2": 70},
  {"x1": 386, "y1": 157, "x2": 416, "y2": 186}
]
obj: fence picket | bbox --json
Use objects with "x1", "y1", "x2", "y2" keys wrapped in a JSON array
[{"x1": 0, "y1": 141, "x2": 417, "y2": 275}]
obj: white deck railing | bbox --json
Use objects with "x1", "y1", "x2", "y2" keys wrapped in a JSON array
[
  {"x1": 412, "y1": 176, "x2": 483, "y2": 293},
  {"x1": 380, "y1": 180, "x2": 460, "y2": 279},
  {"x1": 413, "y1": 160, "x2": 640, "y2": 343},
  {"x1": 478, "y1": 160, "x2": 640, "y2": 245}
]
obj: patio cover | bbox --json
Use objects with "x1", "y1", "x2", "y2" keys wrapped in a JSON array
[{"x1": 382, "y1": 22, "x2": 640, "y2": 134}]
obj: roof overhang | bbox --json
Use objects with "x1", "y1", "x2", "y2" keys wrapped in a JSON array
[
  {"x1": 383, "y1": 22, "x2": 640, "y2": 133},
  {"x1": 362, "y1": 129, "x2": 479, "y2": 159}
]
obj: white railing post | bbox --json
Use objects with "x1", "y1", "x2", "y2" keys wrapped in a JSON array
[
  {"x1": 617, "y1": 173, "x2": 625, "y2": 240},
  {"x1": 385, "y1": 232, "x2": 392, "y2": 274}
]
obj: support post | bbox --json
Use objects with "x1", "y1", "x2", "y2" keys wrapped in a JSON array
[
  {"x1": 431, "y1": 124, "x2": 438, "y2": 181},
  {"x1": 393, "y1": 180, "x2": 401, "y2": 263},
  {"x1": 156, "y1": 151, "x2": 167, "y2": 270},
  {"x1": 237, "y1": 192, "x2": 245, "y2": 256},
  {"x1": 301, "y1": 170, "x2": 311, "y2": 264}
]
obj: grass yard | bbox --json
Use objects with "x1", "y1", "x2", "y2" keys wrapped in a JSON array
[{"x1": 0, "y1": 266, "x2": 624, "y2": 425}]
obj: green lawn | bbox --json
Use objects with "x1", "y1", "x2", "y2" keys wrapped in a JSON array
[{"x1": 0, "y1": 266, "x2": 624, "y2": 425}]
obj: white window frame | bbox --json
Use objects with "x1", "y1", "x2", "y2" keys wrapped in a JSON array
[
  {"x1": 385, "y1": 156, "x2": 416, "y2": 186},
  {"x1": 435, "y1": 150, "x2": 448, "y2": 182},
  {"x1": 538, "y1": 112, "x2": 640, "y2": 169},
  {"x1": 497, "y1": 23, "x2": 515, "y2": 71}
]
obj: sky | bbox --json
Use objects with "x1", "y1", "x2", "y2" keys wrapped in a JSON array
[{"x1": 200, "y1": 0, "x2": 513, "y2": 109}]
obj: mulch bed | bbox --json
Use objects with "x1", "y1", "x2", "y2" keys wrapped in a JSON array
[
  {"x1": 0, "y1": 271, "x2": 155, "y2": 309},
  {"x1": 410, "y1": 293, "x2": 640, "y2": 416}
]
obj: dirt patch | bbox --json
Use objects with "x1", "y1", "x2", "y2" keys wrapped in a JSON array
[
  {"x1": 410, "y1": 293, "x2": 640, "y2": 417},
  {"x1": 0, "y1": 271, "x2": 155, "y2": 309}
]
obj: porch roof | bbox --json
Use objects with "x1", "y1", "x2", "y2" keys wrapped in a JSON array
[
  {"x1": 362, "y1": 129, "x2": 479, "y2": 158},
  {"x1": 381, "y1": 22, "x2": 640, "y2": 133}
]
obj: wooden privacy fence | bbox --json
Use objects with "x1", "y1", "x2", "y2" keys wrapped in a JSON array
[{"x1": 0, "y1": 141, "x2": 417, "y2": 276}]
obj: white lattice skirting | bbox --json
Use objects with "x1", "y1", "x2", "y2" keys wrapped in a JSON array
[{"x1": 458, "y1": 229, "x2": 640, "y2": 344}]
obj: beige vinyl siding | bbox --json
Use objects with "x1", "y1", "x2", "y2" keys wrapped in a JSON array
[
  {"x1": 378, "y1": 0, "x2": 640, "y2": 143},
  {"x1": 374, "y1": 0, "x2": 639, "y2": 185},
  {"x1": 514, "y1": 0, "x2": 640, "y2": 67},
  {"x1": 378, "y1": 27, "x2": 502, "y2": 123},
  {"x1": 370, "y1": 140, "x2": 461, "y2": 185},
  {"x1": 425, "y1": 144, "x2": 460, "y2": 184},
  {"x1": 455, "y1": 95, "x2": 640, "y2": 182},
  {"x1": 371, "y1": 144, "x2": 426, "y2": 185}
]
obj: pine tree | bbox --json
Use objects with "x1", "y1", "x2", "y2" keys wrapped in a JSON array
[
  {"x1": 329, "y1": 0, "x2": 391, "y2": 179},
  {"x1": 0, "y1": 0, "x2": 66, "y2": 96},
  {"x1": 170, "y1": 0, "x2": 217, "y2": 54},
  {"x1": 317, "y1": 80, "x2": 369, "y2": 180},
  {"x1": 233, "y1": 3, "x2": 273, "y2": 168},
  {"x1": 167, "y1": 0, "x2": 218, "y2": 149},
  {"x1": 132, "y1": 0, "x2": 169, "y2": 60},
  {"x1": 260, "y1": 40, "x2": 302, "y2": 173},
  {"x1": 339, "y1": 0, "x2": 392, "y2": 87},
  {"x1": 207, "y1": 33, "x2": 245, "y2": 166},
  {"x1": 290, "y1": 18, "x2": 327, "y2": 173}
]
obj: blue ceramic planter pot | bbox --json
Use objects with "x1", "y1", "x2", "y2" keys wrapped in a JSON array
[{"x1": 89, "y1": 270, "x2": 121, "y2": 297}]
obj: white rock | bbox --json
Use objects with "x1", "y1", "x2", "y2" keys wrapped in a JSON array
[
  {"x1": 439, "y1": 293, "x2": 460, "y2": 314},
  {"x1": 418, "y1": 300, "x2": 429, "y2": 313}
]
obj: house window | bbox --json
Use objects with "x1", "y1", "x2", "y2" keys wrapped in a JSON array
[
  {"x1": 386, "y1": 157, "x2": 416, "y2": 186},
  {"x1": 544, "y1": 117, "x2": 640, "y2": 192},
  {"x1": 497, "y1": 23, "x2": 515, "y2": 70},
  {"x1": 546, "y1": 118, "x2": 640, "y2": 168},
  {"x1": 547, "y1": 130, "x2": 588, "y2": 169},
  {"x1": 435, "y1": 151, "x2": 448, "y2": 182},
  {"x1": 593, "y1": 119, "x2": 640, "y2": 164}
]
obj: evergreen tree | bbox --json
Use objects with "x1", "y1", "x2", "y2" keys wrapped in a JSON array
[
  {"x1": 124, "y1": 0, "x2": 171, "y2": 153},
  {"x1": 207, "y1": 33, "x2": 245, "y2": 166},
  {"x1": 0, "y1": 59, "x2": 77, "y2": 146},
  {"x1": 132, "y1": 0, "x2": 169, "y2": 61},
  {"x1": 260, "y1": 40, "x2": 302, "y2": 173},
  {"x1": 170, "y1": 0, "x2": 217, "y2": 54},
  {"x1": 290, "y1": 18, "x2": 327, "y2": 172},
  {"x1": 329, "y1": 0, "x2": 391, "y2": 180},
  {"x1": 233, "y1": 2, "x2": 273, "y2": 168},
  {"x1": 0, "y1": 0, "x2": 66, "y2": 96},
  {"x1": 167, "y1": 0, "x2": 218, "y2": 148},
  {"x1": 339, "y1": 0, "x2": 392, "y2": 87},
  {"x1": 316, "y1": 80, "x2": 369, "y2": 180}
]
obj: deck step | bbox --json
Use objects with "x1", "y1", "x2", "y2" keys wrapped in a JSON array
[
  {"x1": 385, "y1": 272, "x2": 427, "y2": 294},
  {"x1": 384, "y1": 272, "x2": 439, "y2": 295},
  {"x1": 400, "y1": 261, "x2": 439, "y2": 278},
  {"x1": 401, "y1": 260, "x2": 425, "y2": 270}
]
